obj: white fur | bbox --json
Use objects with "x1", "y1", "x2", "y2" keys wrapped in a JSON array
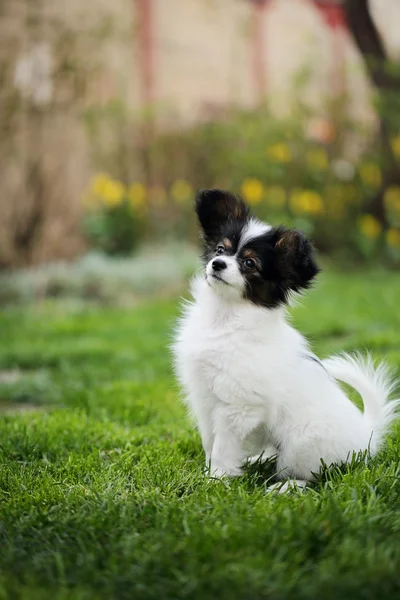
[
  {"x1": 205, "y1": 255, "x2": 244, "y2": 301},
  {"x1": 238, "y1": 218, "x2": 271, "y2": 250},
  {"x1": 172, "y1": 275, "x2": 400, "y2": 483}
]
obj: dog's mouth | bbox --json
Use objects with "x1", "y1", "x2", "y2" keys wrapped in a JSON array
[{"x1": 209, "y1": 273, "x2": 230, "y2": 286}]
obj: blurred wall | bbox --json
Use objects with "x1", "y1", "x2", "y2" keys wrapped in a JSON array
[
  {"x1": 153, "y1": 0, "x2": 254, "y2": 124},
  {"x1": 144, "y1": 0, "x2": 390, "y2": 129}
]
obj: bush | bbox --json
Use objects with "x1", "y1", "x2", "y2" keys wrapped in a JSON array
[
  {"x1": 82, "y1": 107, "x2": 400, "y2": 264},
  {"x1": 82, "y1": 175, "x2": 147, "y2": 255}
]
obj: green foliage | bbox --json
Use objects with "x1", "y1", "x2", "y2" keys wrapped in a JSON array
[
  {"x1": 82, "y1": 199, "x2": 143, "y2": 256},
  {"x1": 83, "y1": 103, "x2": 400, "y2": 263},
  {"x1": 0, "y1": 242, "x2": 199, "y2": 305},
  {"x1": 81, "y1": 174, "x2": 147, "y2": 255},
  {"x1": 1, "y1": 268, "x2": 400, "y2": 599}
]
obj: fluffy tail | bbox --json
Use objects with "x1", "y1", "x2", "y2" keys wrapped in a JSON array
[{"x1": 323, "y1": 352, "x2": 400, "y2": 436}]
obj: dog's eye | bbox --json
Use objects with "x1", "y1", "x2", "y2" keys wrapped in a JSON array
[
  {"x1": 244, "y1": 258, "x2": 256, "y2": 270},
  {"x1": 216, "y1": 245, "x2": 225, "y2": 255}
]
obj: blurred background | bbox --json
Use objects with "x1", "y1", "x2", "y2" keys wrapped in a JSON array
[{"x1": 1, "y1": 0, "x2": 400, "y2": 304}]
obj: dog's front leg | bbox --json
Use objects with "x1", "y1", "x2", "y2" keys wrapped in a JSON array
[
  {"x1": 210, "y1": 429, "x2": 244, "y2": 477},
  {"x1": 196, "y1": 409, "x2": 214, "y2": 466},
  {"x1": 209, "y1": 405, "x2": 260, "y2": 478},
  {"x1": 186, "y1": 387, "x2": 215, "y2": 466}
]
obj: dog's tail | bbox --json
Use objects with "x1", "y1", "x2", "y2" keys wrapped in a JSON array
[{"x1": 323, "y1": 352, "x2": 400, "y2": 437}]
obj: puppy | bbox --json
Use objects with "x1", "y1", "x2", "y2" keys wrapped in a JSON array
[{"x1": 172, "y1": 189, "x2": 399, "y2": 489}]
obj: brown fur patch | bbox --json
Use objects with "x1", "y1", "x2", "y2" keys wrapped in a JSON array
[
  {"x1": 242, "y1": 248, "x2": 257, "y2": 258},
  {"x1": 223, "y1": 238, "x2": 232, "y2": 249},
  {"x1": 276, "y1": 230, "x2": 299, "y2": 251}
]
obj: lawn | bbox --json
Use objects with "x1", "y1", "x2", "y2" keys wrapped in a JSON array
[{"x1": 1, "y1": 267, "x2": 400, "y2": 600}]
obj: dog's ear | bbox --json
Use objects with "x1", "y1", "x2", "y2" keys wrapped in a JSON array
[
  {"x1": 195, "y1": 189, "x2": 249, "y2": 237},
  {"x1": 273, "y1": 227, "x2": 320, "y2": 293}
]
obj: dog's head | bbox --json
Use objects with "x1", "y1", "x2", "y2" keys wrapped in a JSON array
[{"x1": 195, "y1": 188, "x2": 320, "y2": 307}]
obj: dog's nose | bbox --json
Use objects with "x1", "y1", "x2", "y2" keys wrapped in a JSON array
[{"x1": 212, "y1": 259, "x2": 227, "y2": 271}]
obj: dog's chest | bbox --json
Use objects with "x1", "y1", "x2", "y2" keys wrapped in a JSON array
[{"x1": 184, "y1": 313, "x2": 264, "y2": 403}]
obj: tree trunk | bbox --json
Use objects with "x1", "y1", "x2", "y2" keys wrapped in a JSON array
[{"x1": 343, "y1": 0, "x2": 400, "y2": 225}]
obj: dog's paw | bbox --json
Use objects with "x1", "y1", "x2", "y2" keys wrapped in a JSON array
[
  {"x1": 244, "y1": 445, "x2": 278, "y2": 467},
  {"x1": 266, "y1": 479, "x2": 308, "y2": 494},
  {"x1": 209, "y1": 464, "x2": 243, "y2": 478}
]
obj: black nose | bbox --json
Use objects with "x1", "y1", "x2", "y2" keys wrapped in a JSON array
[{"x1": 212, "y1": 259, "x2": 227, "y2": 272}]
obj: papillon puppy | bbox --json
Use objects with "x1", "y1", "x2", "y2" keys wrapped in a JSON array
[{"x1": 172, "y1": 189, "x2": 400, "y2": 490}]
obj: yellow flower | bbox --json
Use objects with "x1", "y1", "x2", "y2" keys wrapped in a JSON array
[
  {"x1": 265, "y1": 185, "x2": 286, "y2": 209},
  {"x1": 84, "y1": 173, "x2": 128, "y2": 209},
  {"x1": 101, "y1": 179, "x2": 126, "y2": 207},
  {"x1": 306, "y1": 148, "x2": 328, "y2": 170},
  {"x1": 170, "y1": 179, "x2": 193, "y2": 203},
  {"x1": 266, "y1": 143, "x2": 291, "y2": 163},
  {"x1": 391, "y1": 136, "x2": 400, "y2": 158},
  {"x1": 384, "y1": 186, "x2": 400, "y2": 212},
  {"x1": 129, "y1": 182, "x2": 147, "y2": 216},
  {"x1": 386, "y1": 228, "x2": 400, "y2": 248},
  {"x1": 241, "y1": 178, "x2": 264, "y2": 205},
  {"x1": 359, "y1": 163, "x2": 382, "y2": 188},
  {"x1": 129, "y1": 182, "x2": 146, "y2": 207},
  {"x1": 358, "y1": 214, "x2": 382, "y2": 239},
  {"x1": 90, "y1": 173, "x2": 110, "y2": 197},
  {"x1": 289, "y1": 189, "x2": 324, "y2": 216}
]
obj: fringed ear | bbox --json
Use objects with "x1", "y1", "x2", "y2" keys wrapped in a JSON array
[
  {"x1": 274, "y1": 227, "x2": 320, "y2": 293},
  {"x1": 195, "y1": 189, "x2": 249, "y2": 238}
]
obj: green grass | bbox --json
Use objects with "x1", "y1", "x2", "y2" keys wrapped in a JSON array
[{"x1": 1, "y1": 268, "x2": 400, "y2": 600}]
